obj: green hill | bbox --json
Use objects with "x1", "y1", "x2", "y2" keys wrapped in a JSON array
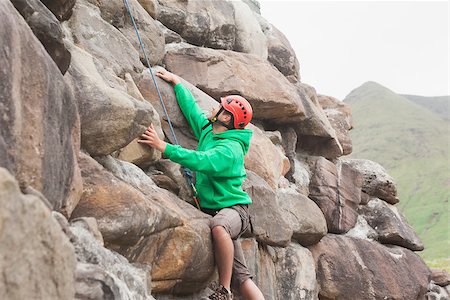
[
  {"x1": 345, "y1": 81, "x2": 450, "y2": 270},
  {"x1": 401, "y1": 94, "x2": 450, "y2": 121}
]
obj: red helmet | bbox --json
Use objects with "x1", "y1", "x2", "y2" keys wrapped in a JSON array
[{"x1": 220, "y1": 95, "x2": 253, "y2": 129}]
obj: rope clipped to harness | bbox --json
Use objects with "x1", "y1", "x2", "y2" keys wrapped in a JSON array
[{"x1": 123, "y1": 0, "x2": 200, "y2": 209}]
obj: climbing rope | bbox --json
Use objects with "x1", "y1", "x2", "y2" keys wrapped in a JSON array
[{"x1": 123, "y1": 0, "x2": 200, "y2": 209}]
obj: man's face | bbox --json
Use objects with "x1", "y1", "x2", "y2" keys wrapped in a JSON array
[{"x1": 208, "y1": 106, "x2": 232, "y2": 125}]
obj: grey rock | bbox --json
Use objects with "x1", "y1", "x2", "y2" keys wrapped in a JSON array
[
  {"x1": 0, "y1": 168, "x2": 76, "y2": 300},
  {"x1": 11, "y1": 0, "x2": 71, "y2": 74},
  {"x1": 242, "y1": 171, "x2": 293, "y2": 247},
  {"x1": 359, "y1": 198, "x2": 424, "y2": 251},
  {"x1": 0, "y1": 0, "x2": 81, "y2": 214}
]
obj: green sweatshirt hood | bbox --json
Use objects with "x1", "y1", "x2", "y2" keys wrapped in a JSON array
[{"x1": 213, "y1": 129, "x2": 252, "y2": 155}]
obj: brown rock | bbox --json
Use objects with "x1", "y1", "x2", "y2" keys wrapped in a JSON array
[
  {"x1": 239, "y1": 239, "x2": 319, "y2": 300},
  {"x1": 151, "y1": 174, "x2": 181, "y2": 195},
  {"x1": 157, "y1": 0, "x2": 236, "y2": 50},
  {"x1": 231, "y1": 0, "x2": 268, "y2": 59},
  {"x1": 242, "y1": 171, "x2": 293, "y2": 246},
  {"x1": 308, "y1": 158, "x2": 362, "y2": 233},
  {"x1": 277, "y1": 188, "x2": 327, "y2": 246},
  {"x1": 359, "y1": 198, "x2": 424, "y2": 251},
  {"x1": 265, "y1": 24, "x2": 300, "y2": 81},
  {"x1": 129, "y1": 219, "x2": 214, "y2": 294},
  {"x1": 274, "y1": 243, "x2": 319, "y2": 299},
  {"x1": 430, "y1": 269, "x2": 450, "y2": 287},
  {"x1": 67, "y1": 0, "x2": 142, "y2": 76},
  {"x1": 163, "y1": 45, "x2": 305, "y2": 122},
  {"x1": 280, "y1": 127, "x2": 298, "y2": 182},
  {"x1": 344, "y1": 158, "x2": 399, "y2": 204},
  {"x1": 40, "y1": 0, "x2": 75, "y2": 20},
  {"x1": 71, "y1": 153, "x2": 179, "y2": 246},
  {"x1": 90, "y1": 0, "x2": 165, "y2": 66},
  {"x1": 0, "y1": 168, "x2": 76, "y2": 299},
  {"x1": 137, "y1": 0, "x2": 158, "y2": 19},
  {"x1": 87, "y1": 154, "x2": 214, "y2": 294},
  {"x1": 11, "y1": 0, "x2": 71, "y2": 74},
  {"x1": 295, "y1": 83, "x2": 344, "y2": 159},
  {"x1": 246, "y1": 124, "x2": 290, "y2": 189},
  {"x1": 0, "y1": 1, "x2": 81, "y2": 214},
  {"x1": 308, "y1": 235, "x2": 430, "y2": 300},
  {"x1": 65, "y1": 45, "x2": 160, "y2": 156},
  {"x1": 318, "y1": 94, "x2": 353, "y2": 155},
  {"x1": 69, "y1": 221, "x2": 153, "y2": 299}
]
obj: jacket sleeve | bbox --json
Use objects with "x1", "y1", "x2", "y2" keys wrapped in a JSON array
[
  {"x1": 164, "y1": 143, "x2": 234, "y2": 175},
  {"x1": 174, "y1": 83, "x2": 209, "y2": 139}
]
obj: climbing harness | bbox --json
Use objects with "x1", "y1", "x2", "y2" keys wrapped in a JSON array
[{"x1": 123, "y1": 0, "x2": 200, "y2": 209}]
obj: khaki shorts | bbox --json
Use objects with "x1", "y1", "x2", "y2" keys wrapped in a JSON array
[{"x1": 209, "y1": 205, "x2": 252, "y2": 288}]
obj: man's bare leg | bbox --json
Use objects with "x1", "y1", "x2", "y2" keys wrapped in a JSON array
[
  {"x1": 212, "y1": 225, "x2": 234, "y2": 291},
  {"x1": 240, "y1": 278, "x2": 265, "y2": 300}
]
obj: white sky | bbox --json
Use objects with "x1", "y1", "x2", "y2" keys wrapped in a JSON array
[{"x1": 260, "y1": 1, "x2": 450, "y2": 99}]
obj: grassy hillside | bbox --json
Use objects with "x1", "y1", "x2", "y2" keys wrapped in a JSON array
[
  {"x1": 345, "y1": 82, "x2": 449, "y2": 270},
  {"x1": 402, "y1": 94, "x2": 449, "y2": 121}
]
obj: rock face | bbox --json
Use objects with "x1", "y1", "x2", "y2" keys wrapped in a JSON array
[
  {"x1": 344, "y1": 158, "x2": 399, "y2": 204},
  {"x1": 308, "y1": 158, "x2": 363, "y2": 233},
  {"x1": 1, "y1": 0, "x2": 433, "y2": 299},
  {"x1": 163, "y1": 45, "x2": 305, "y2": 122},
  {"x1": 11, "y1": 0, "x2": 71, "y2": 74},
  {"x1": 318, "y1": 94, "x2": 353, "y2": 155},
  {"x1": 359, "y1": 198, "x2": 424, "y2": 251},
  {"x1": 265, "y1": 24, "x2": 300, "y2": 81},
  {"x1": 309, "y1": 235, "x2": 430, "y2": 300},
  {"x1": 242, "y1": 171, "x2": 293, "y2": 247},
  {"x1": 0, "y1": 0, "x2": 81, "y2": 215},
  {"x1": 0, "y1": 168, "x2": 76, "y2": 300}
]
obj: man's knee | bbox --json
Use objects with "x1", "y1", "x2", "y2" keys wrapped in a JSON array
[{"x1": 211, "y1": 225, "x2": 229, "y2": 239}]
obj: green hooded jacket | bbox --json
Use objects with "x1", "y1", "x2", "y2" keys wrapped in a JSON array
[{"x1": 163, "y1": 83, "x2": 253, "y2": 210}]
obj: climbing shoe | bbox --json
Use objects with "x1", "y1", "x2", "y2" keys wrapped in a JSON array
[{"x1": 201, "y1": 285, "x2": 233, "y2": 300}]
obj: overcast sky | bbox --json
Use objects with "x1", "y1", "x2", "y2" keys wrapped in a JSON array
[{"x1": 260, "y1": 1, "x2": 450, "y2": 100}]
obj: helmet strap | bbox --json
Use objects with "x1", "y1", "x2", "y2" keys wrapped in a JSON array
[{"x1": 201, "y1": 107, "x2": 234, "y2": 130}]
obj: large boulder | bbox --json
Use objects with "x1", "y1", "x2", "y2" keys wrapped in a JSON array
[
  {"x1": 274, "y1": 243, "x2": 319, "y2": 300},
  {"x1": 295, "y1": 83, "x2": 343, "y2": 159},
  {"x1": 163, "y1": 45, "x2": 305, "y2": 122},
  {"x1": 242, "y1": 171, "x2": 293, "y2": 247},
  {"x1": 359, "y1": 198, "x2": 424, "y2": 251},
  {"x1": 308, "y1": 158, "x2": 363, "y2": 233},
  {"x1": 40, "y1": 0, "x2": 75, "y2": 20},
  {"x1": 264, "y1": 23, "x2": 300, "y2": 81},
  {"x1": 0, "y1": 168, "x2": 76, "y2": 299},
  {"x1": 71, "y1": 153, "x2": 178, "y2": 247},
  {"x1": 86, "y1": 0, "x2": 165, "y2": 66},
  {"x1": 65, "y1": 44, "x2": 160, "y2": 156},
  {"x1": 67, "y1": 217, "x2": 154, "y2": 300},
  {"x1": 318, "y1": 94, "x2": 353, "y2": 155},
  {"x1": 72, "y1": 153, "x2": 214, "y2": 294},
  {"x1": 308, "y1": 235, "x2": 430, "y2": 300},
  {"x1": 246, "y1": 124, "x2": 290, "y2": 189},
  {"x1": 230, "y1": 0, "x2": 268, "y2": 59},
  {"x1": 157, "y1": 0, "x2": 235, "y2": 50},
  {"x1": 239, "y1": 239, "x2": 319, "y2": 300},
  {"x1": 343, "y1": 158, "x2": 399, "y2": 204},
  {"x1": 11, "y1": 0, "x2": 71, "y2": 74},
  {"x1": 277, "y1": 188, "x2": 327, "y2": 246},
  {"x1": 0, "y1": 0, "x2": 81, "y2": 214},
  {"x1": 66, "y1": 0, "x2": 142, "y2": 76}
]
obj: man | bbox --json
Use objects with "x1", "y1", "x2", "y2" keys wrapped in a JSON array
[{"x1": 138, "y1": 69, "x2": 264, "y2": 300}]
